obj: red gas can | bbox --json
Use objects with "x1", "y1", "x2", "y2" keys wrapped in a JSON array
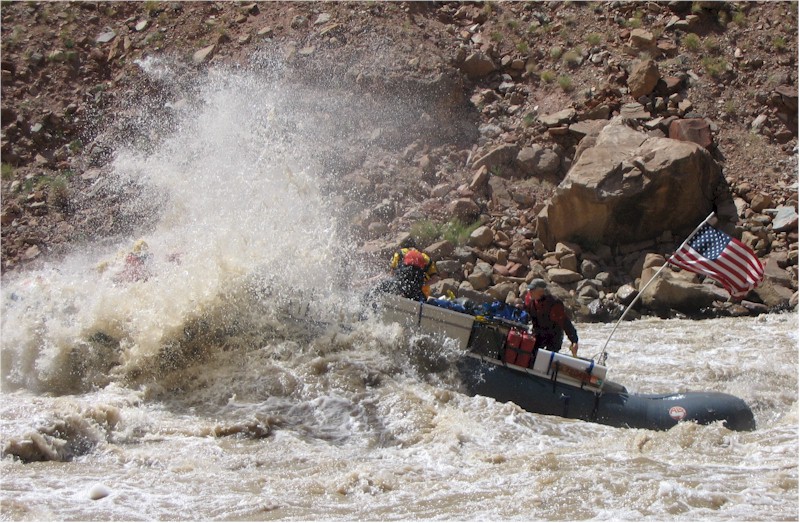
[
  {"x1": 517, "y1": 332, "x2": 536, "y2": 368},
  {"x1": 504, "y1": 329, "x2": 536, "y2": 368},
  {"x1": 504, "y1": 329, "x2": 523, "y2": 364}
]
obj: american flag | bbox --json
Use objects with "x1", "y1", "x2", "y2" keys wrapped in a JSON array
[{"x1": 670, "y1": 223, "x2": 764, "y2": 297}]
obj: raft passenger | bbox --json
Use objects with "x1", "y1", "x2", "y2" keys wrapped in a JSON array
[{"x1": 524, "y1": 278, "x2": 579, "y2": 357}]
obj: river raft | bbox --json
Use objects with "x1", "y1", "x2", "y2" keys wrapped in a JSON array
[{"x1": 377, "y1": 294, "x2": 756, "y2": 432}]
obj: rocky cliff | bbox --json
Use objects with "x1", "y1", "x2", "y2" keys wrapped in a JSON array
[{"x1": 1, "y1": 1, "x2": 797, "y2": 319}]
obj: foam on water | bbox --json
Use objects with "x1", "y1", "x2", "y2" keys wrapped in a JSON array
[{"x1": 1, "y1": 58, "x2": 797, "y2": 521}]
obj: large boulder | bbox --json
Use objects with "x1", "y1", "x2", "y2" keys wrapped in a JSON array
[
  {"x1": 751, "y1": 279, "x2": 794, "y2": 309},
  {"x1": 639, "y1": 268, "x2": 728, "y2": 314},
  {"x1": 536, "y1": 118, "x2": 735, "y2": 249}
]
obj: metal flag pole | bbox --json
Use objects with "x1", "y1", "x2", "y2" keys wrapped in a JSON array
[{"x1": 597, "y1": 211, "x2": 716, "y2": 365}]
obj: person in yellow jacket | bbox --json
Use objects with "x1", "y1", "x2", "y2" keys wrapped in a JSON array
[{"x1": 375, "y1": 241, "x2": 439, "y2": 301}]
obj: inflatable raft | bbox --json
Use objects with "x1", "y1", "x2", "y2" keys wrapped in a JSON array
[{"x1": 378, "y1": 294, "x2": 756, "y2": 432}]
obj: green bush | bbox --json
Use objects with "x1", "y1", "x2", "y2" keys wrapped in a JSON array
[
  {"x1": 704, "y1": 36, "x2": 720, "y2": 54},
  {"x1": 516, "y1": 40, "x2": 529, "y2": 54},
  {"x1": 490, "y1": 30, "x2": 503, "y2": 43},
  {"x1": 586, "y1": 33, "x2": 602, "y2": 46},
  {"x1": 627, "y1": 11, "x2": 643, "y2": 28},
  {"x1": 409, "y1": 219, "x2": 483, "y2": 247},
  {"x1": 557, "y1": 75, "x2": 574, "y2": 92},
  {"x1": 732, "y1": 10, "x2": 747, "y2": 27},
  {"x1": 442, "y1": 219, "x2": 482, "y2": 247},
  {"x1": 47, "y1": 176, "x2": 70, "y2": 210},
  {"x1": 540, "y1": 70, "x2": 556, "y2": 83},
  {"x1": 409, "y1": 220, "x2": 442, "y2": 247},
  {"x1": 702, "y1": 56, "x2": 729, "y2": 78},
  {"x1": 523, "y1": 113, "x2": 536, "y2": 127},
  {"x1": 1, "y1": 163, "x2": 13, "y2": 181},
  {"x1": 773, "y1": 35, "x2": 787, "y2": 51},
  {"x1": 549, "y1": 46, "x2": 563, "y2": 60},
  {"x1": 563, "y1": 49, "x2": 582, "y2": 66},
  {"x1": 682, "y1": 33, "x2": 701, "y2": 52},
  {"x1": 143, "y1": 0, "x2": 160, "y2": 15}
]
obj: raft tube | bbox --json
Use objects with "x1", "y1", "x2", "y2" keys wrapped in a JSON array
[{"x1": 457, "y1": 355, "x2": 756, "y2": 432}]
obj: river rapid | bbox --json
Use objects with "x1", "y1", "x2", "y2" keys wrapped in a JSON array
[{"x1": 1, "y1": 59, "x2": 798, "y2": 521}]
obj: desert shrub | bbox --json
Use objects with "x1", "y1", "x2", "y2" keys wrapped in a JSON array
[
  {"x1": 410, "y1": 220, "x2": 442, "y2": 247},
  {"x1": 557, "y1": 75, "x2": 574, "y2": 92},
  {"x1": 1, "y1": 163, "x2": 13, "y2": 181},
  {"x1": 586, "y1": 33, "x2": 602, "y2": 46},
  {"x1": 682, "y1": 33, "x2": 701, "y2": 52},
  {"x1": 409, "y1": 219, "x2": 482, "y2": 247},
  {"x1": 704, "y1": 36, "x2": 721, "y2": 54},
  {"x1": 563, "y1": 49, "x2": 582, "y2": 66},
  {"x1": 702, "y1": 56, "x2": 729, "y2": 78},
  {"x1": 442, "y1": 219, "x2": 482, "y2": 247}
]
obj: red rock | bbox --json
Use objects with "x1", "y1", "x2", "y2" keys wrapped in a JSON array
[
  {"x1": 493, "y1": 263, "x2": 510, "y2": 277},
  {"x1": 668, "y1": 118, "x2": 713, "y2": 150},
  {"x1": 509, "y1": 262, "x2": 527, "y2": 278}
]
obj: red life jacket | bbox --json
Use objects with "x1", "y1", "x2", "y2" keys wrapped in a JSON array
[
  {"x1": 403, "y1": 249, "x2": 429, "y2": 271},
  {"x1": 525, "y1": 293, "x2": 560, "y2": 331}
]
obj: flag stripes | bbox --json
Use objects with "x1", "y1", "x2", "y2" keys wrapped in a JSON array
[{"x1": 669, "y1": 224, "x2": 764, "y2": 297}]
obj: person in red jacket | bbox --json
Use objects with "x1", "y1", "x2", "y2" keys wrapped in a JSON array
[{"x1": 524, "y1": 279, "x2": 579, "y2": 357}]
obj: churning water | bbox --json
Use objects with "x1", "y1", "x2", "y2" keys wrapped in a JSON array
[{"x1": 1, "y1": 58, "x2": 797, "y2": 521}]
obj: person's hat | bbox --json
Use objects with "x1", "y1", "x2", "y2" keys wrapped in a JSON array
[{"x1": 527, "y1": 278, "x2": 547, "y2": 290}]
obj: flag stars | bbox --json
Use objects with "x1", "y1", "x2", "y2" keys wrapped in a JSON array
[{"x1": 690, "y1": 225, "x2": 728, "y2": 260}]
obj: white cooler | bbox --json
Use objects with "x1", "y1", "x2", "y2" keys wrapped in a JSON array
[{"x1": 533, "y1": 349, "x2": 607, "y2": 388}]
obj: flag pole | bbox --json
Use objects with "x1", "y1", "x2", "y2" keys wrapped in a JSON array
[{"x1": 597, "y1": 211, "x2": 716, "y2": 365}]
